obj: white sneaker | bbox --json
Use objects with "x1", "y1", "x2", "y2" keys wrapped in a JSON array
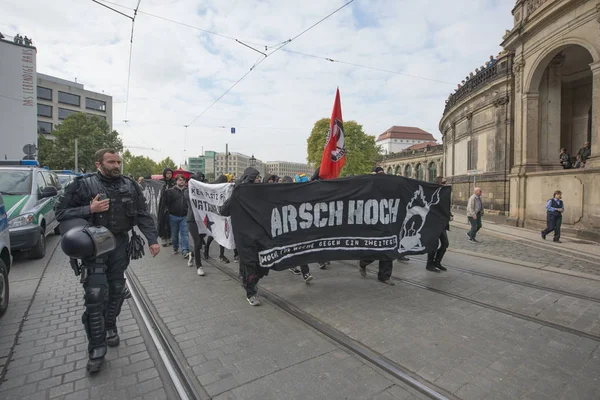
[
  {"x1": 197, "y1": 267, "x2": 205, "y2": 276},
  {"x1": 187, "y1": 253, "x2": 194, "y2": 267}
]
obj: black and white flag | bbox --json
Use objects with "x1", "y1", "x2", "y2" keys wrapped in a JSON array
[
  {"x1": 227, "y1": 175, "x2": 451, "y2": 270},
  {"x1": 188, "y1": 180, "x2": 236, "y2": 249}
]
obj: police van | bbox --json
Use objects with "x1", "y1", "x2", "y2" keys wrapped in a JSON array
[
  {"x1": 0, "y1": 161, "x2": 62, "y2": 259},
  {"x1": 52, "y1": 170, "x2": 82, "y2": 188},
  {"x1": 0, "y1": 193, "x2": 11, "y2": 317}
]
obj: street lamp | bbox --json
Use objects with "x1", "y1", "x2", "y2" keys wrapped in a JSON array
[{"x1": 249, "y1": 154, "x2": 256, "y2": 167}]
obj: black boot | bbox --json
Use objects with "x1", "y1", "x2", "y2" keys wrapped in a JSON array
[
  {"x1": 434, "y1": 249, "x2": 447, "y2": 271},
  {"x1": 107, "y1": 328, "x2": 120, "y2": 347},
  {"x1": 86, "y1": 347, "x2": 106, "y2": 373}
]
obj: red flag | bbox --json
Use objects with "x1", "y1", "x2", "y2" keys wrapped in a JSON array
[{"x1": 319, "y1": 88, "x2": 346, "y2": 179}]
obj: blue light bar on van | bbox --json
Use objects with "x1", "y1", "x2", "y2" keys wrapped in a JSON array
[{"x1": 0, "y1": 160, "x2": 40, "y2": 166}]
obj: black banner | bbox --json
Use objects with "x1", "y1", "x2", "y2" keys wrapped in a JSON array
[
  {"x1": 228, "y1": 175, "x2": 451, "y2": 270},
  {"x1": 139, "y1": 179, "x2": 164, "y2": 226}
]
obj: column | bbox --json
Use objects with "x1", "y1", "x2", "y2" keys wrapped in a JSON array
[
  {"x1": 521, "y1": 92, "x2": 541, "y2": 167},
  {"x1": 541, "y1": 60, "x2": 562, "y2": 166},
  {"x1": 586, "y1": 61, "x2": 600, "y2": 168}
]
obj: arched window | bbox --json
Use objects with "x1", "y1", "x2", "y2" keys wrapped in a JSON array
[
  {"x1": 405, "y1": 164, "x2": 412, "y2": 178},
  {"x1": 386, "y1": 166, "x2": 393, "y2": 174},
  {"x1": 416, "y1": 163, "x2": 424, "y2": 180},
  {"x1": 428, "y1": 162, "x2": 437, "y2": 182},
  {"x1": 395, "y1": 165, "x2": 402, "y2": 175}
]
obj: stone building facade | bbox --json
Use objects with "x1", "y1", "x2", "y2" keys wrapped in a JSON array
[
  {"x1": 440, "y1": 0, "x2": 600, "y2": 239},
  {"x1": 380, "y1": 144, "x2": 444, "y2": 183}
]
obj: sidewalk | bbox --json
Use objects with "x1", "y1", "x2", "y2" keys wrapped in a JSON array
[
  {"x1": 451, "y1": 210, "x2": 599, "y2": 258},
  {"x1": 0, "y1": 241, "x2": 176, "y2": 400}
]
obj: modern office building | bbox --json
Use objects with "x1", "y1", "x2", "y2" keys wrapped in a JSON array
[
  {"x1": 265, "y1": 161, "x2": 314, "y2": 177},
  {"x1": 187, "y1": 156, "x2": 206, "y2": 174},
  {"x1": 0, "y1": 34, "x2": 37, "y2": 160},
  {"x1": 36, "y1": 73, "x2": 113, "y2": 136}
]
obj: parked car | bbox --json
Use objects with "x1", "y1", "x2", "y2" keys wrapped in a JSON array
[
  {"x1": 52, "y1": 170, "x2": 82, "y2": 188},
  {"x1": 0, "y1": 193, "x2": 11, "y2": 317},
  {"x1": 0, "y1": 161, "x2": 62, "y2": 259}
]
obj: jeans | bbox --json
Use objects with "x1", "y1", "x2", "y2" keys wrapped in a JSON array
[
  {"x1": 542, "y1": 214, "x2": 562, "y2": 242},
  {"x1": 468, "y1": 214, "x2": 482, "y2": 240},
  {"x1": 169, "y1": 215, "x2": 189, "y2": 253}
]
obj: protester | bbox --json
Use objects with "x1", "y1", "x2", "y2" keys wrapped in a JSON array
[
  {"x1": 426, "y1": 177, "x2": 452, "y2": 272},
  {"x1": 466, "y1": 187, "x2": 484, "y2": 242},
  {"x1": 203, "y1": 174, "x2": 231, "y2": 263},
  {"x1": 541, "y1": 190, "x2": 564, "y2": 243},
  {"x1": 137, "y1": 176, "x2": 144, "y2": 185},
  {"x1": 186, "y1": 172, "x2": 206, "y2": 275},
  {"x1": 287, "y1": 173, "x2": 314, "y2": 283},
  {"x1": 165, "y1": 174, "x2": 190, "y2": 257},
  {"x1": 220, "y1": 167, "x2": 266, "y2": 306},
  {"x1": 157, "y1": 168, "x2": 175, "y2": 247}
]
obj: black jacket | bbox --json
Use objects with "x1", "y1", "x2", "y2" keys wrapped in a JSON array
[
  {"x1": 220, "y1": 167, "x2": 259, "y2": 217},
  {"x1": 165, "y1": 186, "x2": 188, "y2": 217},
  {"x1": 55, "y1": 172, "x2": 158, "y2": 245}
]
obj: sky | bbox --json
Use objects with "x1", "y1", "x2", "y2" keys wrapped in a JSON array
[{"x1": 2, "y1": 0, "x2": 514, "y2": 165}]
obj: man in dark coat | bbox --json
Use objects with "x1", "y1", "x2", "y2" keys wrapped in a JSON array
[
  {"x1": 426, "y1": 177, "x2": 452, "y2": 272},
  {"x1": 157, "y1": 168, "x2": 175, "y2": 246}
]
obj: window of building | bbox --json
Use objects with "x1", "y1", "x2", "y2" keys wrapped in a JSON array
[
  {"x1": 86, "y1": 98, "x2": 106, "y2": 112},
  {"x1": 37, "y1": 86, "x2": 52, "y2": 100},
  {"x1": 416, "y1": 163, "x2": 424, "y2": 180},
  {"x1": 86, "y1": 113, "x2": 106, "y2": 120},
  {"x1": 58, "y1": 91, "x2": 80, "y2": 106},
  {"x1": 37, "y1": 104, "x2": 52, "y2": 118},
  {"x1": 428, "y1": 162, "x2": 437, "y2": 182},
  {"x1": 37, "y1": 121, "x2": 53, "y2": 134},
  {"x1": 59, "y1": 108, "x2": 77, "y2": 120}
]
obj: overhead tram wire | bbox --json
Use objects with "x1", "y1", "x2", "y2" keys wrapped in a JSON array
[
  {"x1": 94, "y1": 0, "x2": 452, "y2": 86},
  {"x1": 185, "y1": 0, "x2": 357, "y2": 128}
]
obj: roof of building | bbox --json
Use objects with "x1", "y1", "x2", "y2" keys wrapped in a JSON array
[
  {"x1": 406, "y1": 141, "x2": 440, "y2": 150},
  {"x1": 376, "y1": 126, "x2": 435, "y2": 142}
]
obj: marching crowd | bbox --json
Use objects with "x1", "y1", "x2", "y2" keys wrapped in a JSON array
[{"x1": 154, "y1": 165, "x2": 453, "y2": 307}]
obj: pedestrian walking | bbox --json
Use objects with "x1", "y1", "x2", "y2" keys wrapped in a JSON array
[
  {"x1": 541, "y1": 190, "x2": 564, "y2": 243},
  {"x1": 466, "y1": 187, "x2": 484, "y2": 242},
  {"x1": 157, "y1": 168, "x2": 175, "y2": 247},
  {"x1": 55, "y1": 149, "x2": 160, "y2": 373},
  {"x1": 165, "y1": 174, "x2": 190, "y2": 257}
]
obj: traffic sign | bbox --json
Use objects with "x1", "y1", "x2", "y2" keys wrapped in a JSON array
[
  {"x1": 231, "y1": 127, "x2": 236, "y2": 134},
  {"x1": 23, "y1": 144, "x2": 37, "y2": 156}
]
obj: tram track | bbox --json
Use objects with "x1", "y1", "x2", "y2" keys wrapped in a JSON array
[
  {"x1": 405, "y1": 256, "x2": 600, "y2": 304},
  {"x1": 337, "y1": 260, "x2": 600, "y2": 343},
  {"x1": 205, "y1": 258, "x2": 457, "y2": 400}
]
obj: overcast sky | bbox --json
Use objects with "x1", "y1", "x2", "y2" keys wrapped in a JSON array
[{"x1": 2, "y1": 0, "x2": 513, "y2": 165}]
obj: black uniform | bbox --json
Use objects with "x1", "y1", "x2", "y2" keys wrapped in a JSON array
[{"x1": 55, "y1": 172, "x2": 158, "y2": 367}]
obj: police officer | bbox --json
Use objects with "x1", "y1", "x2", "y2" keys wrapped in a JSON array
[{"x1": 55, "y1": 149, "x2": 160, "y2": 373}]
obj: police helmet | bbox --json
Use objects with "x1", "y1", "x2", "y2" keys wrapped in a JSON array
[{"x1": 61, "y1": 225, "x2": 116, "y2": 259}]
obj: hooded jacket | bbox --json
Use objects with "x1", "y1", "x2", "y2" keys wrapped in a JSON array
[
  {"x1": 161, "y1": 168, "x2": 175, "y2": 188},
  {"x1": 220, "y1": 167, "x2": 260, "y2": 217},
  {"x1": 282, "y1": 176, "x2": 293, "y2": 183}
]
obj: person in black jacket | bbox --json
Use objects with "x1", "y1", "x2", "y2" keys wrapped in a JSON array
[
  {"x1": 426, "y1": 177, "x2": 452, "y2": 272},
  {"x1": 165, "y1": 174, "x2": 189, "y2": 257},
  {"x1": 220, "y1": 167, "x2": 265, "y2": 306},
  {"x1": 157, "y1": 168, "x2": 175, "y2": 246},
  {"x1": 55, "y1": 149, "x2": 160, "y2": 373}
]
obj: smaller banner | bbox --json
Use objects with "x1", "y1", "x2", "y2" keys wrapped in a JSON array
[{"x1": 188, "y1": 180, "x2": 236, "y2": 249}]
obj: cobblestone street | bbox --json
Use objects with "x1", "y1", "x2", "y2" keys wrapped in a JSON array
[{"x1": 0, "y1": 222, "x2": 599, "y2": 399}]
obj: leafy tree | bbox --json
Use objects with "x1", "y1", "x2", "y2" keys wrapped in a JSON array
[
  {"x1": 154, "y1": 157, "x2": 176, "y2": 174},
  {"x1": 123, "y1": 150, "x2": 157, "y2": 179},
  {"x1": 306, "y1": 118, "x2": 380, "y2": 177},
  {"x1": 38, "y1": 113, "x2": 123, "y2": 172}
]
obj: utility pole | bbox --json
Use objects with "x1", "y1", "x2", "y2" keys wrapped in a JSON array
[{"x1": 74, "y1": 138, "x2": 78, "y2": 172}]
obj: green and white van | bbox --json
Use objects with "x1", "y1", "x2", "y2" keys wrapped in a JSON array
[{"x1": 0, "y1": 161, "x2": 61, "y2": 259}]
